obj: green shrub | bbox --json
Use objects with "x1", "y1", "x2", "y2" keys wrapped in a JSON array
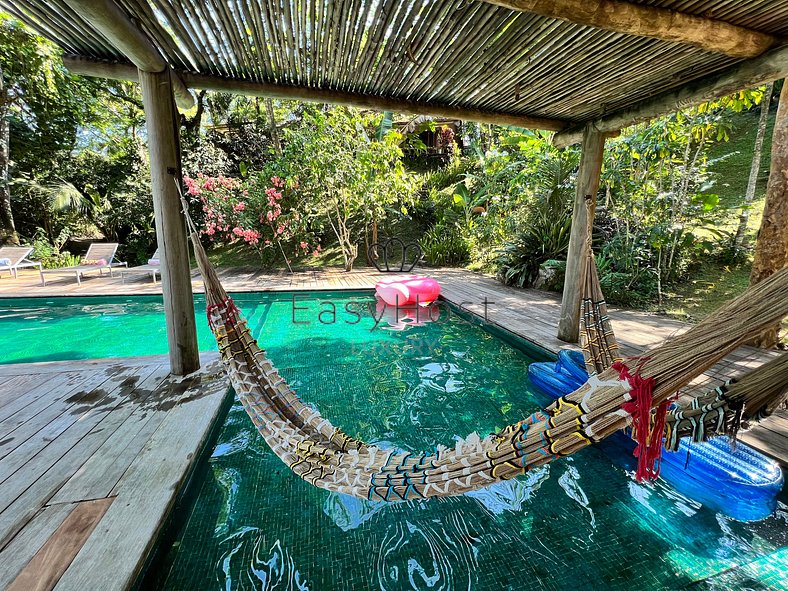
[
  {"x1": 30, "y1": 229, "x2": 80, "y2": 269},
  {"x1": 420, "y1": 224, "x2": 470, "y2": 267},
  {"x1": 494, "y1": 212, "x2": 571, "y2": 288}
]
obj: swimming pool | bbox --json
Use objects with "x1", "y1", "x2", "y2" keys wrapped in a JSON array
[{"x1": 2, "y1": 293, "x2": 786, "y2": 589}]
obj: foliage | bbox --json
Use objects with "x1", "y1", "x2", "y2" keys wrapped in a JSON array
[
  {"x1": 483, "y1": 134, "x2": 578, "y2": 284},
  {"x1": 420, "y1": 223, "x2": 469, "y2": 267},
  {"x1": 185, "y1": 173, "x2": 317, "y2": 270},
  {"x1": 273, "y1": 107, "x2": 412, "y2": 271},
  {"x1": 30, "y1": 228, "x2": 80, "y2": 268}
]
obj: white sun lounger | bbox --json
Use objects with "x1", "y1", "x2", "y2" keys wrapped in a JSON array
[
  {"x1": 0, "y1": 246, "x2": 42, "y2": 278},
  {"x1": 39, "y1": 242, "x2": 127, "y2": 285},
  {"x1": 121, "y1": 248, "x2": 162, "y2": 284}
]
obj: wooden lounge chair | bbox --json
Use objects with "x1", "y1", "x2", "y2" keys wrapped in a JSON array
[
  {"x1": 0, "y1": 246, "x2": 42, "y2": 278},
  {"x1": 121, "y1": 248, "x2": 162, "y2": 284},
  {"x1": 39, "y1": 242, "x2": 127, "y2": 285}
]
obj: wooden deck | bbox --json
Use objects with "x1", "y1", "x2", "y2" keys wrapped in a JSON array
[
  {"x1": 1, "y1": 265, "x2": 785, "y2": 467},
  {"x1": 0, "y1": 354, "x2": 228, "y2": 591}
]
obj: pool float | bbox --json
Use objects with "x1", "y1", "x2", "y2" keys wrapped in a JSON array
[
  {"x1": 375, "y1": 275, "x2": 441, "y2": 306},
  {"x1": 373, "y1": 298, "x2": 441, "y2": 330},
  {"x1": 527, "y1": 350, "x2": 784, "y2": 521}
]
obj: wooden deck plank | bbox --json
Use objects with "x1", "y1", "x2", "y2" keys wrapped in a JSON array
[
  {"x1": 6, "y1": 498, "x2": 112, "y2": 591},
  {"x1": 0, "y1": 371, "x2": 111, "y2": 460},
  {"x1": 49, "y1": 364, "x2": 172, "y2": 504},
  {"x1": 0, "y1": 354, "x2": 226, "y2": 591},
  {"x1": 53, "y1": 368, "x2": 228, "y2": 591},
  {"x1": 0, "y1": 373, "x2": 80, "y2": 424},
  {"x1": 0, "y1": 364, "x2": 160, "y2": 547},
  {"x1": 0, "y1": 504, "x2": 74, "y2": 590},
  {"x1": 0, "y1": 376, "x2": 38, "y2": 405},
  {"x1": 0, "y1": 366, "x2": 156, "y2": 490}
]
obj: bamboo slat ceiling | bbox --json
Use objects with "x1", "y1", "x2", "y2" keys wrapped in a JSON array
[{"x1": 4, "y1": 0, "x2": 788, "y2": 126}]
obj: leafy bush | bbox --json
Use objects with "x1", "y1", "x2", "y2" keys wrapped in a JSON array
[
  {"x1": 494, "y1": 211, "x2": 572, "y2": 288},
  {"x1": 30, "y1": 228, "x2": 80, "y2": 268},
  {"x1": 420, "y1": 224, "x2": 469, "y2": 267}
]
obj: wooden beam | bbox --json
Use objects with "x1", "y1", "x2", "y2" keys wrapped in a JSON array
[
  {"x1": 554, "y1": 44, "x2": 788, "y2": 148},
  {"x1": 483, "y1": 0, "x2": 777, "y2": 58},
  {"x1": 139, "y1": 68, "x2": 200, "y2": 376},
  {"x1": 60, "y1": 58, "x2": 568, "y2": 130},
  {"x1": 181, "y1": 73, "x2": 568, "y2": 130},
  {"x1": 557, "y1": 125, "x2": 606, "y2": 343},
  {"x1": 60, "y1": 0, "x2": 194, "y2": 110}
]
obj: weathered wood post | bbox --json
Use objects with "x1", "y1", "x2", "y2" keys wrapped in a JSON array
[
  {"x1": 557, "y1": 125, "x2": 606, "y2": 343},
  {"x1": 139, "y1": 69, "x2": 200, "y2": 374}
]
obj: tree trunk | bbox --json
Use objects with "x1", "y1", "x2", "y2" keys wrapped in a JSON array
[
  {"x1": 749, "y1": 80, "x2": 788, "y2": 348},
  {"x1": 735, "y1": 82, "x2": 773, "y2": 247},
  {"x1": 265, "y1": 98, "x2": 282, "y2": 156},
  {"x1": 0, "y1": 72, "x2": 19, "y2": 246}
]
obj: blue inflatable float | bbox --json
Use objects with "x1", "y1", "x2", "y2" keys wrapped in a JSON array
[{"x1": 527, "y1": 350, "x2": 784, "y2": 521}]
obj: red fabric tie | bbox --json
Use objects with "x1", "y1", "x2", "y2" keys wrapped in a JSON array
[{"x1": 613, "y1": 361, "x2": 669, "y2": 482}]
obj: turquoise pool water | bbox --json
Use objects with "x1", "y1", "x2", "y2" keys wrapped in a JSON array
[
  {"x1": 0, "y1": 295, "x2": 212, "y2": 364},
  {"x1": 1, "y1": 293, "x2": 786, "y2": 590}
]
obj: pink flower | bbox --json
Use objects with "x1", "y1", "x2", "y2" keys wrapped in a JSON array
[
  {"x1": 299, "y1": 241, "x2": 308, "y2": 250},
  {"x1": 233, "y1": 202, "x2": 246, "y2": 212},
  {"x1": 312, "y1": 249, "x2": 320, "y2": 257},
  {"x1": 232, "y1": 227, "x2": 244, "y2": 237},
  {"x1": 266, "y1": 211, "x2": 274, "y2": 222},
  {"x1": 276, "y1": 224, "x2": 285, "y2": 235}
]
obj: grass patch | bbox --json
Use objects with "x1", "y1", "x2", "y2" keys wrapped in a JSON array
[
  {"x1": 707, "y1": 104, "x2": 776, "y2": 209},
  {"x1": 658, "y1": 263, "x2": 752, "y2": 322}
]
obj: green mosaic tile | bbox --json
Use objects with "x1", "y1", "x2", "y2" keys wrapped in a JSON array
[{"x1": 142, "y1": 293, "x2": 788, "y2": 591}]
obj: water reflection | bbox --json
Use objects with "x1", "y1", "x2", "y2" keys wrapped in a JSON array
[{"x1": 147, "y1": 294, "x2": 788, "y2": 591}]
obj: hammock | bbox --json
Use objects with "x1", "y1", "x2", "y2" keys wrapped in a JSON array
[
  {"x1": 664, "y1": 352, "x2": 788, "y2": 450},
  {"x1": 183, "y1": 195, "x2": 788, "y2": 501},
  {"x1": 578, "y1": 197, "x2": 621, "y2": 375},
  {"x1": 574, "y1": 200, "x2": 787, "y2": 456}
]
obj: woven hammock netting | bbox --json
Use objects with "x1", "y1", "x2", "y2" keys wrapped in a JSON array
[{"x1": 183, "y1": 194, "x2": 788, "y2": 502}]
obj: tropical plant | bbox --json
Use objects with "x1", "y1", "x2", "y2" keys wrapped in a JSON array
[
  {"x1": 275, "y1": 107, "x2": 411, "y2": 271},
  {"x1": 420, "y1": 223, "x2": 470, "y2": 267}
]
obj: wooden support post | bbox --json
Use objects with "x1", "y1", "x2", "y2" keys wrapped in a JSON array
[
  {"x1": 557, "y1": 125, "x2": 606, "y2": 343},
  {"x1": 139, "y1": 69, "x2": 199, "y2": 375}
]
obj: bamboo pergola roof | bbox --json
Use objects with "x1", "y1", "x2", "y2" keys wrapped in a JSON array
[{"x1": 4, "y1": 0, "x2": 788, "y2": 140}]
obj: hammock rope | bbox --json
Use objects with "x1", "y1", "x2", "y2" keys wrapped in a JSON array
[
  {"x1": 579, "y1": 196, "x2": 622, "y2": 375},
  {"x1": 664, "y1": 353, "x2": 788, "y2": 450},
  {"x1": 180, "y1": 188, "x2": 788, "y2": 501}
]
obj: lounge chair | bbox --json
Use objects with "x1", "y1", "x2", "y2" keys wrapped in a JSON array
[
  {"x1": 121, "y1": 248, "x2": 162, "y2": 284},
  {"x1": 0, "y1": 246, "x2": 42, "y2": 278},
  {"x1": 40, "y1": 242, "x2": 127, "y2": 285}
]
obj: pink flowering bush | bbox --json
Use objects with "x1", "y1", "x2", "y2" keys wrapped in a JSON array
[{"x1": 184, "y1": 173, "x2": 319, "y2": 270}]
